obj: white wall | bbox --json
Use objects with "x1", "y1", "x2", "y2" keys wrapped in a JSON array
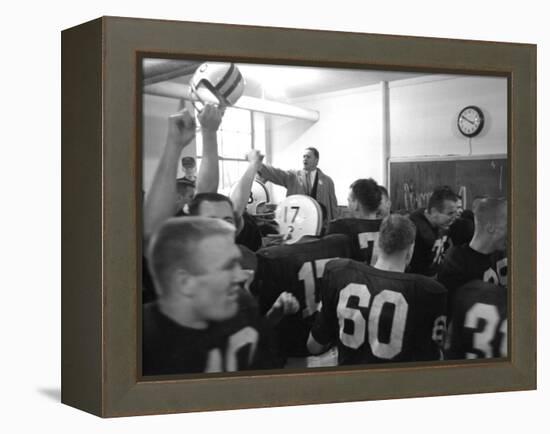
[
  {"x1": 390, "y1": 75, "x2": 507, "y2": 157},
  {"x1": 267, "y1": 86, "x2": 384, "y2": 205}
]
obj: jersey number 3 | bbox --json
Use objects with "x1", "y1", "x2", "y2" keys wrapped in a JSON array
[{"x1": 464, "y1": 303, "x2": 507, "y2": 358}]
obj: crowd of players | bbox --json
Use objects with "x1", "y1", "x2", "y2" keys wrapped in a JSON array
[{"x1": 142, "y1": 103, "x2": 508, "y2": 376}]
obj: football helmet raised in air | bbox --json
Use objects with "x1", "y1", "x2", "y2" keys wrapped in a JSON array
[
  {"x1": 275, "y1": 195, "x2": 323, "y2": 244},
  {"x1": 190, "y1": 62, "x2": 245, "y2": 111}
]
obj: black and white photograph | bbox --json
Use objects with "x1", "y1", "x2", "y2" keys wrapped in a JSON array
[
  {"x1": 140, "y1": 58, "x2": 508, "y2": 377},
  {"x1": 3, "y1": 0, "x2": 545, "y2": 430}
]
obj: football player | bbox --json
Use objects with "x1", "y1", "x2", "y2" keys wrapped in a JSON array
[
  {"x1": 308, "y1": 214, "x2": 447, "y2": 365},
  {"x1": 445, "y1": 280, "x2": 507, "y2": 359},
  {"x1": 327, "y1": 178, "x2": 383, "y2": 265},
  {"x1": 438, "y1": 197, "x2": 507, "y2": 316},
  {"x1": 143, "y1": 217, "x2": 259, "y2": 375},
  {"x1": 408, "y1": 186, "x2": 460, "y2": 276},
  {"x1": 253, "y1": 231, "x2": 352, "y2": 365}
]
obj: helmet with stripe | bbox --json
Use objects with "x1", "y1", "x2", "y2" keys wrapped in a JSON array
[
  {"x1": 274, "y1": 195, "x2": 323, "y2": 244},
  {"x1": 190, "y1": 62, "x2": 245, "y2": 111}
]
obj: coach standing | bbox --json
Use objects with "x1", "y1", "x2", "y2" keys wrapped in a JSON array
[{"x1": 258, "y1": 147, "x2": 338, "y2": 221}]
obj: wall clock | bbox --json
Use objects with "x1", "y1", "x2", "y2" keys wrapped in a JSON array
[{"x1": 457, "y1": 105, "x2": 485, "y2": 137}]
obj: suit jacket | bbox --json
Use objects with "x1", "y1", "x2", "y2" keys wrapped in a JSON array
[{"x1": 259, "y1": 164, "x2": 339, "y2": 221}]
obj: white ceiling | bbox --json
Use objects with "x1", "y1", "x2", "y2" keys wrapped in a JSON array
[{"x1": 143, "y1": 59, "x2": 424, "y2": 101}]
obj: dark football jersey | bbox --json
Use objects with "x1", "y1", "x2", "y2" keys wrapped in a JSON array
[
  {"x1": 448, "y1": 216, "x2": 475, "y2": 246},
  {"x1": 236, "y1": 212, "x2": 263, "y2": 252},
  {"x1": 143, "y1": 292, "x2": 263, "y2": 375},
  {"x1": 327, "y1": 218, "x2": 382, "y2": 265},
  {"x1": 408, "y1": 209, "x2": 451, "y2": 277},
  {"x1": 445, "y1": 280, "x2": 507, "y2": 360},
  {"x1": 311, "y1": 259, "x2": 447, "y2": 365},
  {"x1": 252, "y1": 234, "x2": 352, "y2": 357},
  {"x1": 142, "y1": 302, "x2": 223, "y2": 376},
  {"x1": 438, "y1": 245, "x2": 507, "y2": 316},
  {"x1": 209, "y1": 288, "x2": 266, "y2": 370}
]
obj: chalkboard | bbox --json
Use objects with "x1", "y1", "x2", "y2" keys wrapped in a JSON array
[{"x1": 389, "y1": 156, "x2": 507, "y2": 211}]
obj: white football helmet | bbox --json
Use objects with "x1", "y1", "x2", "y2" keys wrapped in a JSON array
[
  {"x1": 274, "y1": 195, "x2": 323, "y2": 244},
  {"x1": 228, "y1": 179, "x2": 272, "y2": 215},
  {"x1": 190, "y1": 62, "x2": 245, "y2": 111}
]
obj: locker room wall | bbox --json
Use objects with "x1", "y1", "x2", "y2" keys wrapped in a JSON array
[
  {"x1": 267, "y1": 74, "x2": 507, "y2": 206},
  {"x1": 390, "y1": 75, "x2": 507, "y2": 158}
]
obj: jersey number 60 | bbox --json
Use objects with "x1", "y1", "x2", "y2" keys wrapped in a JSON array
[{"x1": 337, "y1": 283, "x2": 408, "y2": 359}]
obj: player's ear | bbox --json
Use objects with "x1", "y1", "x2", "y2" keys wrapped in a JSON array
[
  {"x1": 405, "y1": 242, "x2": 415, "y2": 265},
  {"x1": 172, "y1": 269, "x2": 197, "y2": 297},
  {"x1": 485, "y1": 222, "x2": 496, "y2": 235}
]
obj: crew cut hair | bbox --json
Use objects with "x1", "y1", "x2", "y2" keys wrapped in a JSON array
[
  {"x1": 427, "y1": 185, "x2": 459, "y2": 212},
  {"x1": 377, "y1": 214, "x2": 416, "y2": 255},
  {"x1": 148, "y1": 217, "x2": 235, "y2": 296},
  {"x1": 188, "y1": 192, "x2": 234, "y2": 216}
]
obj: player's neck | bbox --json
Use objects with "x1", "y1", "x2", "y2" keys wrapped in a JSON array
[
  {"x1": 469, "y1": 236, "x2": 495, "y2": 255},
  {"x1": 357, "y1": 209, "x2": 378, "y2": 219},
  {"x1": 158, "y1": 297, "x2": 208, "y2": 330},
  {"x1": 374, "y1": 257, "x2": 407, "y2": 273}
]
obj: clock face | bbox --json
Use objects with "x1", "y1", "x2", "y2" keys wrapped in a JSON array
[{"x1": 458, "y1": 106, "x2": 484, "y2": 137}]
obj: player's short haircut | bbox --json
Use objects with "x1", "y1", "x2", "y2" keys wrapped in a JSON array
[
  {"x1": 473, "y1": 197, "x2": 507, "y2": 228},
  {"x1": 148, "y1": 217, "x2": 235, "y2": 295},
  {"x1": 378, "y1": 214, "x2": 416, "y2": 256},
  {"x1": 350, "y1": 178, "x2": 382, "y2": 212},
  {"x1": 305, "y1": 147, "x2": 319, "y2": 160},
  {"x1": 427, "y1": 185, "x2": 459, "y2": 212},
  {"x1": 181, "y1": 156, "x2": 196, "y2": 169},
  {"x1": 188, "y1": 192, "x2": 234, "y2": 216},
  {"x1": 379, "y1": 185, "x2": 389, "y2": 198}
]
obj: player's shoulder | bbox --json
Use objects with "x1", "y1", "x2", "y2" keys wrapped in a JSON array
[
  {"x1": 408, "y1": 208, "x2": 426, "y2": 223},
  {"x1": 408, "y1": 273, "x2": 448, "y2": 294},
  {"x1": 324, "y1": 257, "x2": 363, "y2": 274},
  {"x1": 238, "y1": 244, "x2": 258, "y2": 271},
  {"x1": 443, "y1": 244, "x2": 469, "y2": 262},
  {"x1": 457, "y1": 279, "x2": 503, "y2": 294},
  {"x1": 256, "y1": 242, "x2": 289, "y2": 259},
  {"x1": 321, "y1": 232, "x2": 352, "y2": 245}
]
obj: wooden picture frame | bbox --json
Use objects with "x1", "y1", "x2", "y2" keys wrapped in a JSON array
[{"x1": 61, "y1": 16, "x2": 536, "y2": 417}]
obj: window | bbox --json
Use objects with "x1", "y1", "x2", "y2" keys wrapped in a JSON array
[{"x1": 196, "y1": 107, "x2": 263, "y2": 193}]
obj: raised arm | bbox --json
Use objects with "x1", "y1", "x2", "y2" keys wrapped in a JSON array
[
  {"x1": 258, "y1": 163, "x2": 293, "y2": 188},
  {"x1": 195, "y1": 104, "x2": 223, "y2": 194},
  {"x1": 230, "y1": 149, "x2": 264, "y2": 218},
  {"x1": 143, "y1": 110, "x2": 195, "y2": 244}
]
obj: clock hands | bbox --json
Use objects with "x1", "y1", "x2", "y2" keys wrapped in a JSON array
[{"x1": 460, "y1": 115, "x2": 475, "y2": 125}]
